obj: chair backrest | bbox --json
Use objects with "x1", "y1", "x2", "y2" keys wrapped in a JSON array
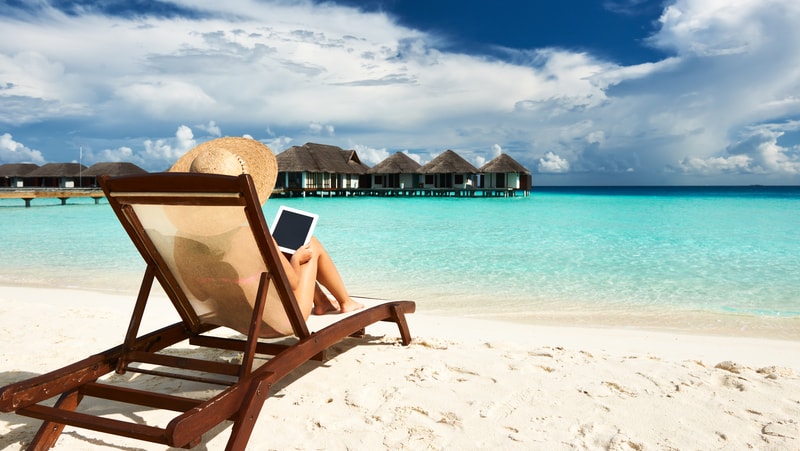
[{"x1": 100, "y1": 172, "x2": 309, "y2": 339}]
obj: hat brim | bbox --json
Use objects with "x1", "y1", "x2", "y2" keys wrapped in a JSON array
[{"x1": 169, "y1": 137, "x2": 277, "y2": 205}]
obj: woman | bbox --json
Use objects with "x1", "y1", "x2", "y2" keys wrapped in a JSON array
[{"x1": 170, "y1": 136, "x2": 363, "y2": 324}]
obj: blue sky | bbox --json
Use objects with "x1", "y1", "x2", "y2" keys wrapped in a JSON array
[{"x1": 1, "y1": 0, "x2": 799, "y2": 185}]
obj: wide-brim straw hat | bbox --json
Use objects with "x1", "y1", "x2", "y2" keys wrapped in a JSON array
[
  {"x1": 169, "y1": 136, "x2": 277, "y2": 205},
  {"x1": 166, "y1": 137, "x2": 277, "y2": 236}
]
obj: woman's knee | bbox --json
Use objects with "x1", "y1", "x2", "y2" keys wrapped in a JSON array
[{"x1": 309, "y1": 236, "x2": 327, "y2": 253}]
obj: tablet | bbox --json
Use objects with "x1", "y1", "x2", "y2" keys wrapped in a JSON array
[{"x1": 269, "y1": 206, "x2": 319, "y2": 254}]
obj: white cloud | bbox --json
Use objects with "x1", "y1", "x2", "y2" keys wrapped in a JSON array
[
  {"x1": 475, "y1": 144, "x2": 503, "y2": 168},
  {"x1": 263, "y1": 136, "x2": 294, "y2": 153},
  {"x1": 727, "y1": 129, "x2": 788, "y2": 173},
  {"x1": 142, "y1": 125, "x2": 197, "y2": 165},
  {"x1": 538, "y1": 152, "x2": 570, "y2": 173},
  {"x1": 196, "y1": 120, "x2": 221, "y2": 137},
  {"x1": 115, "y1": 81, "x2": 216, "y2": 119},
  {"x1": 677, "y1": 154, "x2": 753, "y2": 174},
  {"x1": 92, "y1": 146, "x2": 134, "y2": 164},
  {"x1": 0, "y1": 52, "x2": 90, "y2": 124},
  {"x1": 677, "y1": 125, "x2": 800, "y2": 175},
  {"x1": 650, "y1": 0, "x2": 783, "y2": 57},
  {"x1": 402, "y1": 150, "x2": 422, "y2": 164},
  {"x1": 0, "y1": 133, "x2": 45, "y2": 163},
  {"x1": 352, "y1": 144, "x2": 390, "y2": 166},
  {"x1": 492, "y1": 144, "x2": 502, "y2": 157},
  {"x1": 308, "y1": 122, "x2": 335, "y2": 136}
]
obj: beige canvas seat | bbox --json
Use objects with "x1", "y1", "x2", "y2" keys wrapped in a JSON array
[{"x1": 0, "y1": 172, "x2": 415, "y2": 450}]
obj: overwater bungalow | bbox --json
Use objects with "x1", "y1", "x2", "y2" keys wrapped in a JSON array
[
  {"x1": 24, "y1": 163, "x2": 88, "y2": 188},
  {"x1": 478, "y1": 153, "x2": 532, "y2": 191},
  {"x1": 417, "y1": 149, "x2": 478, "y2": 190},
  {"x1": 0, "y1": 163, "x2": 39, "y2": 187},
  {"x1": 366, "y1": 151, "x2": 422, "y2": 189},
  {"x1": 275, "y1": 142, "x2": 369, "y2": 195},
  {"x1": 0, "y1": 162, "x2": 126, "y2": 206},
  {"x1": 83, "y1": 162, "x2": 148, "y2": 187}
]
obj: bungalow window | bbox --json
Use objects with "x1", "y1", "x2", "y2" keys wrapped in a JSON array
[
  {"x1": 454, "y1": 174, "x2": 464, "y2": 185},
  {"x1": 310, "y1": 173, "x2": 323, "y2": 188},
  {"x1": 375, "y1": 175, "x2": 383, "y2": 185},
  {"x1": 425, "y1": 174, "x2": 435, "y2": 185},
  {"x1": 287, "y1": 172, "x2": 302, "y2": 189}
]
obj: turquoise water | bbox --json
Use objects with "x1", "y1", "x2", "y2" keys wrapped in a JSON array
[{"x1": 2, "y1": 187, "x2": 799, "y2": 334}]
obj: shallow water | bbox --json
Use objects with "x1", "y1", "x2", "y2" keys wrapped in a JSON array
[{"x1": 2, "y1": 187, "x2": 799, "y2": 338}]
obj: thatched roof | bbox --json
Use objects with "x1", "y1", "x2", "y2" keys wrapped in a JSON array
[
  {"x1": 83, "y1": 162, "x2": 148, "y2": 177},
  {"x1": 276, "y1": 143, "x2": 369, "y2": 174},
  {"x1": 479, "y1": 153, "x2": 530, "y2": 174},
  {"x1": 417, "y1": 150, "x2": 477, "y2": 174},
  {"x1": 0, "y1": 163, "x2": 39, "y2": 177},
  {"x1": 367, "y1": 152, "x2": 421, "y2": 174},
  {"x1": 26, "y1": 163, "x2": 87, "y2": 177}
]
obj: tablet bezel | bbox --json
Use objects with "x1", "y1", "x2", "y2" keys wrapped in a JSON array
[{"x1": 269, "y1": 205, "x2": 319, "y2": 254}]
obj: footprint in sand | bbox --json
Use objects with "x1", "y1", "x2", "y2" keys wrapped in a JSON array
[{"x1": 762, "y1": 419, "x2": 799, "y2": 440}]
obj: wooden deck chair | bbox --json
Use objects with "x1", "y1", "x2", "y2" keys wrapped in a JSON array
[{"x1": 0, "y1": 172, "x2": 415, "y2": 450}]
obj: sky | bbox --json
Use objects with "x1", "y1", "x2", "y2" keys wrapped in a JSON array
[{"x1": 1, "y1": 0, "x2": 799, "y2": 185}]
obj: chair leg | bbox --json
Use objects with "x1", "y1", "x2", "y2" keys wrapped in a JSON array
[
  {"x1": 390, "y1": 304, "x2": 412, "y2": 346},
  {"x1": 349, "y1": 328, "x2": 366, "y2": 338},
  {"x1": 26, "y1": 389, "x2": 83, "y2": 451},
  {"x1": 224, "y1": 378, "x2": 272, "y2": 451}
]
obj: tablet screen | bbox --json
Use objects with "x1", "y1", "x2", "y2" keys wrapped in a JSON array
[{"x1": 270, "y1": 206, "x2": 318, "y2": 254}]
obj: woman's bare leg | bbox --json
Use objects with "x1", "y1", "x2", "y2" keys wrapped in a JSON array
[
  {"x1": 288, "y1": 250, "x2": 319, "y2": 320},
  {"x1": 309, "y1": 238, "x2": 364, "y2": 313},
  {"x1": 313, "y1": 283, "x2": 339, "y2": 315}
]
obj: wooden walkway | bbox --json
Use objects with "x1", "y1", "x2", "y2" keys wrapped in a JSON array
[
  {"x1": 0, "y1": 188, "x2": 105, "y2": 207},
  {"x1": 1, "y1": 187, "x2": 530, "y2": 206},
  {"x1": 274, "y1": 187, "x2": 530, "y2": 198}
]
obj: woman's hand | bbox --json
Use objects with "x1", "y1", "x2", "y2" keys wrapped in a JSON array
[{"x1": 291, "y1": 244, "x2": 313, "y2": 266}]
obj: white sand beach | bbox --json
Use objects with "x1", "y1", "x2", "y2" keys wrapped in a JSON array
[{"x1": 1, "y1": 285, "x2": 799, "y2": 450}]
